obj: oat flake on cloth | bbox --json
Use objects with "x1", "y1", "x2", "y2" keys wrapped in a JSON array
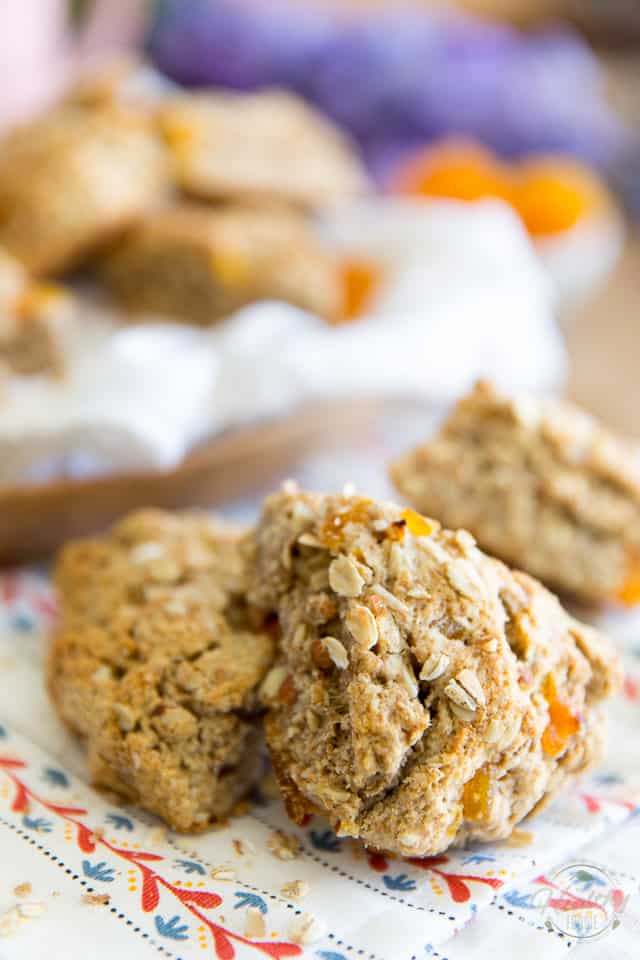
[{"x1": 0, "y1": 569, "x2": 639, "y2": 960}]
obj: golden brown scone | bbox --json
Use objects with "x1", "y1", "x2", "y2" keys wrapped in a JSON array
[
  {"x1": 159, "y1": 89, "x2": 369, "y2": 208},
  {"x1": 50, "y1": 509, "x2": 274, "y2": 832},
  {"x1": 391, "y1": 380, "x2": 640, "y2": 605},
  {"x1": 249, "y1": 485, "x2": 620, "y2": 857},
  {"x1": 0, "y1": 284, "x2": 73, "y2": 378},
  {"x1": 0, "y1": 248, "x2": 27, "y2": 311},
  {"x1": 102, "y1": 203, "x2": 341, "y2": 324},
  {"x1": 0, "y1": 104, "x2": 169, "y2": 275}
]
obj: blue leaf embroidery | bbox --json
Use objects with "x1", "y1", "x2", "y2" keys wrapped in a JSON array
[
  {"x1": 462, "y1": 854, "x2": 495, "y2": 865},
  {"x1": 234, "y1": 891, "x2": 268, "y2": 914},
  {"x1": 105, "y1": 813, "x2": 135, "y2": 832},
  {"x1": 503, "y1": 889, "x2": 538, "y2": 909},
  {"x1": 310, "y1": 829, "x2": 342, "y2": 852},
  {"x1": 383, "y1": 873, "x2": 417, "y2": 892},
  {"x1": 155, "y1": 914, "x2": 189, "y2": 941},
  {"x1": 570, "y1": 869, "x2": 606, "y2": 890},
  {"x1": 0, "y1": 724, "x2": 6, "y2": 739},
  {"x1": 594, "y1": 772, "x2": 623, "y2": 786},
  {"x1": 22, "y1": 816, "x2": 52, "y2": 833},
  {"x1": 317, "y1": 952, "x2": 347, "y2": 960},
  {"x1": 42, "y1": 767, "x2": 69, "y2": 788},
  {"x1": 82, "y1": 860, "x2": 116, "y2": 882},
  {"x1": 174, "y1": 858, "x2": 206, "y2": 876}
]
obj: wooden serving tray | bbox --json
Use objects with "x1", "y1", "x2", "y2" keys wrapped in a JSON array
[{"x1": 0, "y1": 399, "x2": 380, "y2": 566}]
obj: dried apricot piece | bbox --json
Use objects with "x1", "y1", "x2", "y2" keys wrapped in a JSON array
[
  {"x1": 277, "y1": 674, "x2": 297, "y2": 706},
  {"x1": 616, "y1": 555, "x2": 640, "y2": 606},
  {"x1": 311, "y1": 637, "x2": 332, "y2": 671},
  {"x1": 541, "y1": 673, "x2": 579, "y2": 758},
  {"x1": 462, "y1": 767, "x2": 491, "y2": 822},
  {"x1": 401, "y1": 508, "x2": 434, "y2": 538},
  {"x1": 336, "y1": 257, "x2": 382, "y2": 323},
  {"x1": 389, "y1": 139, "x2": 513, "y2": 203},
  {"x1": 320, "y1": 499, "x2": 373, "y2": 551},
  {"x1": 512, "y1": 158, "x2": 607, "y2": 237}
]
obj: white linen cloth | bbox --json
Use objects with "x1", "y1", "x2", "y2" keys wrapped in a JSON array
[{"x1": 0, "y1": 200, "x2": 566, "y2": 483}]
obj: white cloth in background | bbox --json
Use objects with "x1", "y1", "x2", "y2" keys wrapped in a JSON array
[{"x1": 0, "y1": 199, "x2": 565, "y2": 482}]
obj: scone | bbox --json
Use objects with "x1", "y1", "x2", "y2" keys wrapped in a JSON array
[
  {"x1": 391, "y1": 380, "x2": 640, "y2": 604},
  {"x1": 50, "y1": 509, "x2": 274, "y2": 832},
  {"x1": 249, "y1": 485, "x2": 620, "y2": 857},
  {"x1": 0, "y1": 248, "x2": 26, "y2": 312},
  {"x1": 159, "y1": 89, "x2": 369, "y2": 208},
  {"x1": 0, "y1": 104, "x2": 168, "y2": 275},
  {"x1": 0, "y1": 284, "x2": 73, "y2": 378},
  {"x1": 102, "y1": 204, "x2": 341, "y2": 324}
]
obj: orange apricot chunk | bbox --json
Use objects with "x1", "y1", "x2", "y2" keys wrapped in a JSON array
[
  {"x1": 401, "y1": 508, "x2": 434, "y2": 537},
  {"x1": 462, "y1": 767, "x2": 492, "y2": 822},
  {"x1": 616, "y1": 557, "x2": 640, "y2": 607},
  {"x1": 320, "y1": 498, "x2": 373, "y2": 551},
  {"x1": 336, "y1": 257, "x2": 382, "y2": 323},
  {"x1": 541, "y1": 673, "x2": 579, "y2": 758},
  {"x1": 389, "y1": 139, "x2": 513, "y2": 203},
  {"x1": 512, "y1": 157, "x2": 607, "y2": 236}
]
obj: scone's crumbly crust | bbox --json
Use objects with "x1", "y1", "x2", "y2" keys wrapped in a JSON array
[
  {"x1": 0, "y1": 104, "x2": 168, "y2": 275},
  {"x1": 102, "y1": 204, "x2": 341, "y2": 325},
  {"x1": 159, "y1": 89, "x2": 369, "y2": 209},
  {"x1": 249, "y1": 486, "x2": 620, "y2": 858},
  {"x1": 391, "y1": 380, "x2": 640, "y2": 605},
  {"x1": 50, "y1": 510, "x2": 274, "y2": 832}
]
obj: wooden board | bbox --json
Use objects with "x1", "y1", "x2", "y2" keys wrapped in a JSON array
[{"x1": 0, "y1": 399, "x2": 380, "y2": 566}]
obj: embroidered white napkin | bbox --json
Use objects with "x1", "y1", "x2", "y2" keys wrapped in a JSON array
[{"x1": 0, "y1": 559, "x2": 638, "y2": 960}]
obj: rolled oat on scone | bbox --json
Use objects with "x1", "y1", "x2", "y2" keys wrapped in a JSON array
[
  {"x1": 50, "y1": 509, "x2": 274, "y2": 832},
  {"x1": 391, "y1": 380, "x2": 640, "y2": 605},
  {"x1": 249, "y1": 485, "x2": 620, "y2": 858}
]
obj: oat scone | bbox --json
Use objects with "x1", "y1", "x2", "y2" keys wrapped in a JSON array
[
  {"x1": 249, "y1": 486, "x2": 620, "y2": 857},
  {"x1": 160, "y1": 89, "x2": 369, "y2": 208},
  {"x1": 50, "y1": 509, "x2": 274, "y2": 831},
  {"x1": 102, "y1": 204, "x2": 341, "y2": 324},
  {"x1": 392, "y1": 381, "x2": 640, "y2": 604},
  {"x1": 0, "y1": 248, "x2": 26, "y2": 311},
  {"x1": 0, "y1": 284, "x2": 73, "y2": 378},
  {"x1": 0, "y1": 104, "x2": 168, "y2": 275}
]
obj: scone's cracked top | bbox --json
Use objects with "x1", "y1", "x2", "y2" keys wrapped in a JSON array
[
  {"x1": 391, "y1": 380, "x2": 640, "y2": 604},
  {"x1": 50, "y1": 509, "x2": 274, "y2": 833},
  {"x1": 159, "y1": 88, "x2": 369, "y2": 208},
  {"x1": 250, "y1": 486, "x2": 620, "y2": 858}
]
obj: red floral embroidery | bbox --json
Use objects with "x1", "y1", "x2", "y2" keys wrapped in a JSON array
[
  {"x1": 0, "y1": 755, "x2": 301, "y2": 959},
  {"x1": 367, "y1": 851, "x2": 503, "y2": 903},
  {"x1": 623, "y1": 676, "x2": 639, "y2": 703},
  {"x1": 534, "y1": 874, "x2": 609, "y2": 917},
  {"x1": 580, "y1": 792, "x2": 636, "y2": 815}
]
